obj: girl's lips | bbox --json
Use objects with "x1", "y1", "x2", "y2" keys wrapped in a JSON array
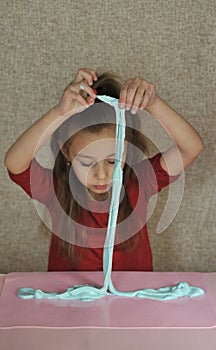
[{"x1": 93, "y1": 185, "x2": 108, "y2": 190}]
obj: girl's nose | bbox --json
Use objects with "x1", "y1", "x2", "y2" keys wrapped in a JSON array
[{"x1": 94, "y1": 161, "x2": 108, "y2": 180}]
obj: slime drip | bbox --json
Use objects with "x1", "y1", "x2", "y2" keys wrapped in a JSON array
[{"x1": 17, "y1": 96, "x2": 205, "y2": 302}]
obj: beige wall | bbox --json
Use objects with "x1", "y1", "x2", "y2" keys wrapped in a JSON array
[{"x1": 1, "y1": 0, "x2": 215, "y2": 273}]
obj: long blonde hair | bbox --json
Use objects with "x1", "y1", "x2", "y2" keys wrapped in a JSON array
[{"x1": 50, "y1": 72, "x2": 148, "y2": 267}]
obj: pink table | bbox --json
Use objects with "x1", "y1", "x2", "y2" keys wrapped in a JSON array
[{"x1": 0, "y1": 272, "x2": 215, "y2": 350}]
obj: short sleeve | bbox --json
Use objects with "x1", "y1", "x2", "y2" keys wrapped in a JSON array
[
  {"x1": 134, "y1": 152, "x2": 181, "y2": 200},
  {"x1": 7, "y1": 158, "x2": 56, "y2": 207}
]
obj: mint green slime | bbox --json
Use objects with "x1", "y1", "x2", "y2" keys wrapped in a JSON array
[{"x1": 17, "y1": 96, "x2": 205, "y2": 302}]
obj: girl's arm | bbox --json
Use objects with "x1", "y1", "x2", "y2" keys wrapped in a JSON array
[
  {"x1": 4, "y1": 68, "x2": 97, "y2": 174},
  {"x1": 146, "y1": 96, "x2": 204, "y2": 175},
  {"x1": 119, "y1": 78, "x2": 204, "y2": 176}
]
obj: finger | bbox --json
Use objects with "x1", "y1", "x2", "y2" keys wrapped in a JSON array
[
  {"x1": 72, "y1": 92, "x2": 90, "y2": 107},
  {"x1": 119, "y1": 80, "x2": 132, "y2": 109},
  {"x1": 140, "y1": 90, "x2": 151, "y2": 110},
  {"x1": 79, "y1": 81, "x2": 97, "y2": 99},
  {"x1": 83, "y1": 68, "x2": 98, "y2": 82},
  {"x1": 125, "y1": 82, "x2": 139, "y2": 111},
  {"x1": 66, "y1": 86, "x2": 91, "y2": 106},
  {"x1": 75, "y1": 68, "x2": 97, "y2": 86},
  {"x1": 148, "y1": 91, "x2": 157, "y2": 106},
  {"x1": 119, "y1": 79, "x2": 138, "y2": 110},
  {"x1": 130, "y1": 86, "x2": 146, "y2": 114},
  {"x1": 85, "y1": 95, "x2": 95, "y2": 105},
  {"x1": 88, "y1": 69, "x2": 98, "y2": 81},
  {"x1": 69, "y1": 81, "x2": 96, "y2": 100},
  {"x1": 140, "y1": 84, "x2": 155, "y2": 109},
  {"x1": 148, "y1": 86, "x2": 157, "y2": 106}
]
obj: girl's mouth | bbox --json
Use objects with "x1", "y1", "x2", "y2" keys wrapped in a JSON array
[{"x1": 93, "y1": 185, "x2": 108, "y2": 190}]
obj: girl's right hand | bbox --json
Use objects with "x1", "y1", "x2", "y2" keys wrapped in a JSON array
[{"x1": 55, "y1": 68, "x2": 98, "y2": 116}]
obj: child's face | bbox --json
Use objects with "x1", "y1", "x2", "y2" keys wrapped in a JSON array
[{"x1": 68, "y1": 128, "x2": 127, "y2": 199}]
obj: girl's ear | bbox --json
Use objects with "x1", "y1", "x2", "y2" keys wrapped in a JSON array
[
  {"x1": 60, "y1": 148, "x2": 67, "y2": 159},
  {"x1": 58, "y1": 139, "x2": 69, "y2": 160}
]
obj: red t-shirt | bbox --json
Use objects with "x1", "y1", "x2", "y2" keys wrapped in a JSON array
[{"x1": 7, "y1": 153, "x2": 180, "y2": 272}]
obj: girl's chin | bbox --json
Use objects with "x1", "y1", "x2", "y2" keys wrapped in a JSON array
[{"x1": 87, "y1": 187, "x2": 111, "y2": 201}]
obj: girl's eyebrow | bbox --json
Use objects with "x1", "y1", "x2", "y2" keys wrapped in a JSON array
[{"x1": 75, "y1": 153, "x2": 115, "y2": 159}]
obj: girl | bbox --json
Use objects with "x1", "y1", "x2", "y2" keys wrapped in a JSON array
[{"x1": 4, "y1": 68, "x2": 204, "y2": 271}]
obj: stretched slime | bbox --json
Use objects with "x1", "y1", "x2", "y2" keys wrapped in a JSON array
[{"x1": 17, "y1": 96, "x2": 205, "y2": 302}]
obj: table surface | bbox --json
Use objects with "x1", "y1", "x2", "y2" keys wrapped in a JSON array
[{"x1": 0, "y1": 272, "x2": 215, "y2": 350}]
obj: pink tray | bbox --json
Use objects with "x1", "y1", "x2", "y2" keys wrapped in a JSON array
[{"x1": 0, "y1": 272, "x2": 215, "y2": 329}]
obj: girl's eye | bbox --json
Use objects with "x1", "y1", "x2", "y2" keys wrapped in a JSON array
[
  {"x1": 79, "y1": 160, "x2": 115, "y2": 167},
  {"x1": 107, "y1": 159, "x2": 115, "y2": 165},
  {"x1": 80, "y1": 162, "x2": 93, "y2": 167}
]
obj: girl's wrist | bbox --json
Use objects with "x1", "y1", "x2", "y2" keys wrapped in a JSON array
[
  {"x1": 49, "y1": 105, "x2": 71, "y2": 121},
  {"x1": 145, "y1": 94, "x2": 160, "y2": 113},
  {"x1": 52, "y1": 105, "x2": 62, "y2": 116}
]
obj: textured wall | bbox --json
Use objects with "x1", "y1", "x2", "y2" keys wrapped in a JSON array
[{"x1": 1, "y1": 0, "x2": 215, "y2": 273}]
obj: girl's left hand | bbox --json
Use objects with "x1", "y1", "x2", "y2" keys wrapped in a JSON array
[{"x1": 119, "y1": 77, "x2": 157, "y2": 114}]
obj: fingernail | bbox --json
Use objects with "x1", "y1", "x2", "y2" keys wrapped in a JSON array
[
  {"x1": 125, "y1": 105, "x2": 131, "y2": 111},
  {"x1": 119, "y1": 103, "x2": 124, "y2": 109},
  {"x1": 131, "y1": 107, "x2": 137, "y2": 115}
]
